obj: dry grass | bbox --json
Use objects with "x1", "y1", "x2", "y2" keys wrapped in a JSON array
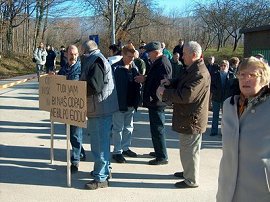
[{"x1": 0, "y1": 54, "x2": 36, "y2": 79}]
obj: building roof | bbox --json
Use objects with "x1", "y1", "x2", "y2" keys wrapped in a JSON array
[{"x1": 240, "y1": 25, "x2": 270, "y2": 34}]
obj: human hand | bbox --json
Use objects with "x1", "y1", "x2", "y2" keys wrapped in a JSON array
[
  {"x1": 156, "y1": 86, "x2": 165, "y2": 101},
  {"x1": 134, "y1": 75, "x2": 145, "y2": 83},
  {"x1": 160, "y1": 78, "x2": 170, "y2": 86}
]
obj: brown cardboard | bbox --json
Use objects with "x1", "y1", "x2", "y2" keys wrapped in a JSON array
[
  {"x1": 49, "y1": 79, "x2": 87, "y2": 128},
  {"x1": 39, "y1": 75, "x2": 66, "y2": 111}
]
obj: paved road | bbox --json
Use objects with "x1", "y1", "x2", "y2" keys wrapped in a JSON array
[{"x1": 0, "y1": 78, "x2": 222, "y2": 202}]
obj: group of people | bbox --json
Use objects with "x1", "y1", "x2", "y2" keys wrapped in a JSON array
[
  {"x1": 35, "y1": 38, "x2": 270, "y2": 201},
  {"x1": 33, "y1": 42, "x2": 61, "y2": 79},
  {"x1": 202, "y1": 53, "x2": 270, "y2": 201}
]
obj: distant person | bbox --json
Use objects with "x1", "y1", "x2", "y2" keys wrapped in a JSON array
[
  {"x1": 255, "y1": 53, "x2": 269, "y2": 64},
  {"x1": 161, "y1": 42, "x2": 173, "y2": 60},
  {"x1": 45, "y1": 45, "x2": 56, "y2": 74},
  {"x1": 216, "y1": 56, "x2": 270, "y2": 202},
  {"x1": 207, "y1": 55, "x2": 220, "y2": 110},
  {"x1": 255, "y1": 53, "x2": 264, "y2": 60},
  {"x1": 157, "y1": 41, "x2": 210, "y2": 188},
  {"x1": 80, "y1": 40, "x2": 118, "y2": 190},
  {"x1": 139, "y1": 45, "x2": 151, "y2": 74},
  {"x1": 135, "y1": 41, "x2": 172, "y2": 165},
  {"x1": 33, "y1": 42, "x2": 47, "y2": 78},
  {"x1": 170, "y1": 52, "x2": 184, "y2": 79},
  {"x1": 173, "y1": 39, "x2": 185, "y2": 66},
  {"x1": 229, "y1": 56, "x2": 240, "y2": 75},
  {"x1": 210, "y1": 60, "x2": 238, "y2": 136},
  {"x1": 134, "y1": 50, "x2": 146, "y2": 75},
  {"x1": 108, "y1": 44, "x2": 122, "y2": 65},
  {"x1": 58, "y1": 45, "x2": 86, "y2": 173},
  {"x1": 206, "y1": 56, "x2": 219, "y2": 76},
  {"x1": 111, "y1": 44, "x2": 142, "y2": 163},
  {"x1": 60, "y1": 45, "x2": 67, "y2": 68}
]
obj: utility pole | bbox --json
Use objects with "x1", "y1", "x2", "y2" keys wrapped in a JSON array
[{"x1": 111, "y1": 0, "x2": 116, "y2": 45}]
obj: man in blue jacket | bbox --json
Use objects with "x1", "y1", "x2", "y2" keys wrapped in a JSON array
[{"x1": 58, "y1": 45, "x2": 86, "y2": 173}]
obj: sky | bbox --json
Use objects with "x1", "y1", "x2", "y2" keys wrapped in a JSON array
[
  {"x1": 156, "y1": 0, "x2": 193, "y2": 15},
  {"x1": 52, "y1": 0, "x2": 195, "y2": 18}
]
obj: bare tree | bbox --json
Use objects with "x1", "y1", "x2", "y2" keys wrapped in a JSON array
[
  {"x1": 82, "y1": 0, "x2": 159, "y2": 43},
  {"x1": 193, "y1": 0, "x2": 270, "y2": 51},
  {"x1": 1, "y1": 0, "x2": 35, "y2": 55}
]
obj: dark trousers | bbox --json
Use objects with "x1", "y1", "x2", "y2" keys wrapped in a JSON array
[{"x1": 148, "y1": 107, "x2": 168, "y2": 160}]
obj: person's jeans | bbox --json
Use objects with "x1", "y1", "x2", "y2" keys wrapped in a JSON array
[
  {"x1": 211, "y1": 101, "x2": 221, "y2": 134},
  {"x1": 88, "y1": 115, "x2": 112, "y2": 182},
  {"x1": 179, "y1": 133, "x2": 202, "y2": 187},
  {"x1": 36, "y1": 64, "x2": 43, "y2": 78},
  {"x1": 70, "y1": 125, "x2": 85, "y2": 165},
  {"x1": 148, "y1": 107, "x2": 168, "y2": 160},
  {"x1": 112, "y1": 107, "x2": 135, "y2": 154}
]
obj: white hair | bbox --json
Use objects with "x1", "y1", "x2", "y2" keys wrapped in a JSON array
[
  {"x1": 82, "y1": 40, "x2": 98, "y2": 53},
  {"x1": 185, "y1": 41, "x2": 202, "y2": 60}
]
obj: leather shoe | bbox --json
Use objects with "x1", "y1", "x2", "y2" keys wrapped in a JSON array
[
  {"x1": 112, "y1": 154, "x2": 126, "y2": 163},
  {"x1": 71, "y1": 164, "x2": 78, "y2": 173},
  {"x1": 175, "y1": 181, "x2": 198, "y2": 189},
  {"x1": 174, "y1": 172, "x2": 184, "y2": 178},
  {"x1": 148, "y1": 158, "x2": 168, "y2": 165},
  {"x1": 122, "y1": 149, "x2": 137, "y2": 157}
]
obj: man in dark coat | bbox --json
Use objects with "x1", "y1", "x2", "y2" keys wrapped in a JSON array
[
  {"x1": 173, "y1": 39, "x2": 185, "y2": 66},
  {"x1": 210, "y1": 60, "x2": 238, "y2": 136},
  {"x1": 135, "y1": 41, "x2": 172, "y2": 165}
]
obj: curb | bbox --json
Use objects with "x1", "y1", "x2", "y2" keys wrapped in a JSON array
[
  {"x1": 0, "y1": 71, "x2": 60, "y2": 89},
  {"x1": 0, "y1": 74, "x2": 41, "y2": 89}
]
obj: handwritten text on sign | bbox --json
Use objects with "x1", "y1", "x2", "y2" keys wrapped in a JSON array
[
  {"x1": 39, "y1": 75, "x2": 66, "y2": 111},
  {"x1": 50, "y1": 79, "x2": 87, "y2": 128}
]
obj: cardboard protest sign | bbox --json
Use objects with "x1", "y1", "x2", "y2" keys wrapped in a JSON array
[
  {"x1": 50, "y1": 79, "x2": 87, "y2": 128},
  {"x1": 39, "y1": 75, "x2": 66, "y2": 111}
]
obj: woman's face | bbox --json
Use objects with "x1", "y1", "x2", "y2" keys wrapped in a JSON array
[{"x1": 238, "y1": 65, "x2": 264, "y2": 97}]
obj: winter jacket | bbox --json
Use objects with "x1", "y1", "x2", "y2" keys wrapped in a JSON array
[
  {"x1": 216, "y1": 86, "x2": 270, "y2": 202},
  {"x1": 45, "y1": 50, "x2": 56, "y2": 68},
  {"x1": 58, "y1": 60, "x2": 81, "y2": 81},
  {"x1": 142, "y1": 55, "x2": 172, "y2": 108},
  {"x1": 80, "y1": 49, "x2": 118, "y2": 118},
  {"x1": 34, "y1": 48, "x2": 47, "y2": 65},
  {"x1": 112, "y1": 60, "x2": 141, "y2": 111},
  {"x1": 211, "y1": 70, "x2": 239, "y2": 102},
  {"x1": 163, "y1": 59, "x2": 210, "y2": 134}
]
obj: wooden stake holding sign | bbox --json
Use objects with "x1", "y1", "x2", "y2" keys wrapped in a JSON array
[
  {"x1": 39, "y1": 75, "x2": 66, "y2": 165},
  {"x1": 39, "y1": 75, "x2": 87, "y2": 187}
]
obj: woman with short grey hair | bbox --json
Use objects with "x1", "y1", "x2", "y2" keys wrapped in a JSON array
[{"x1": 216, "y1": 56, "x2": 270, "y2": 202}]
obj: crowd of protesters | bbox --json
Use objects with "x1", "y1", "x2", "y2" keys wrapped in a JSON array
[{"x1": 33, "y1": 38, "x2": 270, "y2": 202}]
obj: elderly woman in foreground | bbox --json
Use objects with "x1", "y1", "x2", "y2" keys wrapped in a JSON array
[{"x1": 216, "y1": 56, "x2": 270, "y2": 202}]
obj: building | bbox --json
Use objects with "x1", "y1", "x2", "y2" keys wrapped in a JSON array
[{"x1": 240, "y1": 25, "x2": 270, "y2": 62}]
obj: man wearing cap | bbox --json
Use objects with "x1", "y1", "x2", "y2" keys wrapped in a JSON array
[{"x1": 135, "y1": 41, "x2": 172, "y2": 165}]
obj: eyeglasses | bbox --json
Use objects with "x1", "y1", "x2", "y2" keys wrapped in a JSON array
[{"x1": 236, "y1": 72, "x2": 261, "y2": 79}]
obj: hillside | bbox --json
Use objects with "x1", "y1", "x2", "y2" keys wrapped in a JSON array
[{"x1": 0, "y1": 54, "x2": 36, "y2": 79}]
